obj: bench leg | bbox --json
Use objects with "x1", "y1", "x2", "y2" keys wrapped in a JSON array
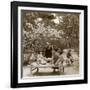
[
  {"x1": 37, "y1": 67, "x2": 39, "y2": 72},
  {"x1": 63, "y1": 67, "x2": 64, "y2": 72},
  {"x1": 58, "y1": 66, "x2": 64, "y2": 74},
  {"x1": 61, "y1": 66, "x2": 64, "y2": 73},
  {"x1": 30, "y1": 65, "x2": 32, "y2": 76},
  {"x1": 58, "y1": 66, "x2": 61, "y2": 74}
]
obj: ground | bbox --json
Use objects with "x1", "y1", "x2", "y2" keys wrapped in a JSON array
[{"x1": 23, "y1": 60, "x2": 79, "y2": 77}]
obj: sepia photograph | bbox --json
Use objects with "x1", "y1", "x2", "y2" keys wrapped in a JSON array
[
  {"x1": 11, "y1": 1, "x2": 87, "y2": 88},
  {"x1": 21, "y1": 10, "x2": 80, "y2": 78}
]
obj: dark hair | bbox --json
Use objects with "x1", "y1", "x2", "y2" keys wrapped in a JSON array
[
  {"x1": 60, "y1": 50, "x2": 63, "y2": 55},
  {"x1": 55, "y1": 49, "x2": 58, "y2": 51}
]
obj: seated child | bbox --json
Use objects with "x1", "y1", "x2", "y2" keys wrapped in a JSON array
[{"x1": 37, "y1": 52, "x2": 47, "y2": 65}]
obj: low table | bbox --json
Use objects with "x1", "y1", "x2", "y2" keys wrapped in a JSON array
[{"x1": 29, "y1": 63, "x2": 64, "y2": 75}]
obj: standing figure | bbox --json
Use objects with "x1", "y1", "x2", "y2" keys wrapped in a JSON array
[{"x1": 45, "y1": 42, "x2": 52, "y2": 58}]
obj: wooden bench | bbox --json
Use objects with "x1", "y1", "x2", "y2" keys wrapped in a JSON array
[{"x1": 29, "y1": 63, "x2": 64, "y2": 76}]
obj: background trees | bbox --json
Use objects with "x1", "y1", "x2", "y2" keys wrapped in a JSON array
[{"x1": 21, "y1": 10, "x2": 79, "y2": 53}]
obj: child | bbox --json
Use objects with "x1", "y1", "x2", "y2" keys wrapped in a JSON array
[{"x1": 37, "y1": 52, "x2": 47, "y2": 65}]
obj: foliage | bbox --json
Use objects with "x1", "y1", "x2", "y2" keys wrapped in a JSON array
[{"x1": 21, "y1": 11, "x2": 79, "y2": 53}]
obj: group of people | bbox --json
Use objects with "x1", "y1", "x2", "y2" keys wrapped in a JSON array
[{"x1": 29, "y1": 42, "x2": 74, "y2": 68}]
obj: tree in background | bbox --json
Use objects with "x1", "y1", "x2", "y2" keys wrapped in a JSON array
[{"x1": 21, "y1": 11, "x2": 79, "y2": 53}]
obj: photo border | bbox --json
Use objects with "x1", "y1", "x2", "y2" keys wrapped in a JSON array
[
  {"x1": 18, "y1": 6, "x2": 83, "y2": 83},
  {"x1": 11, "y1": 1, "x2": 88, "y2": 88}
]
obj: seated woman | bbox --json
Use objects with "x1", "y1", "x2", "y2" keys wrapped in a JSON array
[
  {"x1": 29, "y1": 51, "x2": 37, "y2": 62},
  {"x1": 66, "y1": 49, "x2": 73, "y2": 65},
  {"x1": 45, "y1": 43, "x2": 53, "y2": 63},
  {"x1": 37, "y1": 52, "x2": 47, "y2": 65},
  {"x1": 45, "y1": 43, "x2": 52, "y2": 57},
  {"x1": 52, "y1": 49, "x2": 65, "y2": 72},
  {"x1": 29, "y1": 51, "x2": 38, "y2": 66}
]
